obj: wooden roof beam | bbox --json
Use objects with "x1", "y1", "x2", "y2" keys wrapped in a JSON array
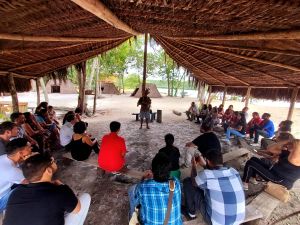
[
  {"x1": 195, "y1": 42, "x2": 300, "y2": 57},
  {"x1": 177, "y1": 40, "x2": 250, "y2": 86},
  {"x1": 8, "y1": 38, "x2": 128, "y2": 72},
  {"x1": 168, "y1": 30, "x2": 300, "y2": 41},
  {"x1": 0, "y1": 71, "x2": 35, "y2": 79},
  {"x1": 0, "y1": 33, "x2": 130, "y2": 42},
  {"x1": 211, "y1": 85, "x2": 294, "y2": 89},
  {"x1": 184, "y1": 42, "x2": 300, "y2": 72},
  {"x1": 70, "y1": 0, "x2": 140, "y2": 35},
  {"x1": 157, "y1": 37, "x2": 225, "y2": 86},
  {"x1": 180, "y1": 41, "x2": 297, "y2": 86}
]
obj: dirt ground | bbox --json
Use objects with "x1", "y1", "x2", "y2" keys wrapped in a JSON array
[{"x1": 2, "y1": 93, "x2": 300, "y2": 224}]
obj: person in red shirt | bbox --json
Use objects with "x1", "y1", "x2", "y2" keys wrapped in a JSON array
[
  {"x1": 246, "y1": 112, "x2": 262, "y2": 134},
  {"x1": 98, "y1": 121, "x2": 126, "y2": 172}
]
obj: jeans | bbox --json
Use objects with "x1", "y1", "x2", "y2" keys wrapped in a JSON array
[
  {"x1": 65, "y1": 193, "x2": 91, "y2": 225},
  {"x1": 249, "y1": 125, "x2": 270, "y2": 143},
  {"x1": 183, "y1": 178, "x2": 212, "y2": 225},
  {"x1": 0, "y1": 190, "x2": 12, "y2": 213},
  {"x1": 128, "y1": 184, "x2": 138, "y2": 219},
  {"x1": 226, "y1": 128, "x2": 245, "y2": 140}
]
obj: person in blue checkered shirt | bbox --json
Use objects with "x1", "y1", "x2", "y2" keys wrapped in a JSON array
[
  {"x1": 128, "y1": 152, "x2": 182, "y2": 225},
  {"x1": 183, "y1": 150, "x2": 245, "y2": 225}
]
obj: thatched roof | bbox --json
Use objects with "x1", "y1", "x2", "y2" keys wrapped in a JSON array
[{"x1": 1, "y1": 0, "x2": 300, "y2": 99}]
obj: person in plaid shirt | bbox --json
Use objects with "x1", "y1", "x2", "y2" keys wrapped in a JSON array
[
  {"x1": 183, "y1": 150, "x2": 245, "y2": 225},
  {"x1": 128, "y1": 152, "x2": 182, "y2": 225}
]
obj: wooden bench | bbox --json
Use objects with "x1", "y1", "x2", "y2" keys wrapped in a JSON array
[
  {"x1": 183, "y1": 204, "x2": 263, "y2": 225},
  {"x1": 132, "y1": 112, "x2": 157, "y2": 122}
]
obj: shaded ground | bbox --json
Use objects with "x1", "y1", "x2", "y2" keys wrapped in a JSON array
[{"x1": 22, "y1": 94, "x2": 300, "y2": 224}]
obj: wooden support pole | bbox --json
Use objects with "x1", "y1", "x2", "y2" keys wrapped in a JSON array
[
  {"x1": 93, "y1": 66, "x2": 99, "y2": 115},
  {"x1": 70, "y1": 0, "x2": 140, "y2": 35},
  {"x1": 287, "y1": 87, "x2": 299, "y2": 120},
  {"x1": 8, "y1": 73, "x2": 19, "y2": 112},
  {"x1": 0, "y1": 33, "x2": 129, "y2": 42},
  {"x1": 222, "y1": 87, "x2": 227, "y2": 106},
  {"x1": 142, "y1": 33, "x2": 148, "y2": 96},
  {"x1": 245, "y1": 87, "x2": 252, "y2": 107},
  {"x1": 206, "y1": 86, "x2": 212, "y2": 104},
  {"x1": 39, "y1": 77, "x2": 48, "y2": 102},
  {"x1": 36, "y1": 78, "x2": 40, "y2": 105},
  {"x1": 79, "y1": 62, "x2": 87, "y2": 112}
]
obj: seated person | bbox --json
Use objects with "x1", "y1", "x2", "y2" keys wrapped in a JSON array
[
  {"x1": 207, "y1": 104, "x2": 212, "y2": 113},
  {"x1": 261, "y1": 120, "x2": 293, "y2": 150},
  {"x1": 186, "y1": 102, "x2": 198, "y2": 121},
  {"x1": 47, "y1": 105, "x2": 59, "y2": 125},
  {"x1": 34, "y1": 101, "x2": 48, "y2": 115},
  {"x1": 185, "y1": 118, "x2": 221, "y2": 166},
  {"x1": 211, "y1": 106, "x2": 220, "y2": 126},
  {"x1": 242, "y1": 139, "x2": 300, "y2": 190},
  {"x1": 222, "y1": 105, "x2": 234, "y2": 131},
  {"x1": 217, "y1": 104, "x2": 224, "y2": 119},
  {"x1": 98, "y1": 121, "x2": 126, "y2": 172},
  {"x1": 69, "y1": 121, "x2": 99, "y2": 161},
  {"x1": 0, "y1": 121, "x2": 18, "y2": 156},
  {"x1": 0, "y1": 138, "x2": 31, "y2": 212},
  {"x1": 196, "y1": 104, "x2": 208, "y2": 123},
  {"x1": 246, "y1": 112, "x2": 262, "y2": 134},
  {"x1": 249, "y1": 113, "x2": 275, "y2": 144},
  {"x1": 128, "y1": 152, "x2": 182, "y2": 225},
  {"x1": 242, "y1": 107, "x2": 249, "y2": 122},
  {"x1": 62, "y1": 111, "x2": 75, "y2": 125},
  {"x1": 159, "y1": 133, "x2": 181, "y2": 179},
  {"x1": 35, "y1": 109, "x2": 59, "y2": 140},
  {"x1": 183, "y1": 150, "x2": 245, "y2": 224},
  {"x1": 10, "y1": 112, "x2": 39, "y2": 151},
  {"x1": 223, "y1": 112, "x2": 247, "y2": 145},
  {"x1": 23, "y1": 112, "x2": 45, "y2": 153},
  {"x1": 3, "y1": 153, "x2": 91, "y2": 225},
  {"x1": 60, "y1": 114, "x2": 78, "y2": 148},
  {"x1": 75, "y1": 107, "x2": 83, "y2": 122}
]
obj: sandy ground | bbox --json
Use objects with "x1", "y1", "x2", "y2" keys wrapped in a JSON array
[{"x1": 2, "y1": 93, "x2": 300, "y2": 224}]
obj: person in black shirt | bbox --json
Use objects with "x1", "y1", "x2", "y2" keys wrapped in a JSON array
[
  {"x1": 3, "y1": 153, "x2": 91, "y2": 225},
  {"x1": 184, "y1": 118, "x2": 221, "y2": 167},
  {"x1": 223, "y1": 112, "x2": 246, "y2": 145},
  {"x1": 159, "y1": 133, "x2": 181, "y2": 179}
]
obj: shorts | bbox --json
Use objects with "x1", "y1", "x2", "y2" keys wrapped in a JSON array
[{"x1": 140, "y1": 111, "x2": 150, "y2": 120}]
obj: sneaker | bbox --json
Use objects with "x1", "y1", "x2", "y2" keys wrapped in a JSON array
[
  {"x1": 221, "y1": 138, "x2": 231, "y2": 145},
  {"x1": 250, "y1": 177, "x2": 258, "y2": 185},
  {"x1": 181, "y1": 205, "x2": 197, "y2": 221}
]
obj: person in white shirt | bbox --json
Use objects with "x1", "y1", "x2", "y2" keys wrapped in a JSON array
[
  {"x1": 60, "y1": 114, "x2": 78, "y2": 148},
  {"x1": 0, "y1": 138, "x2": 32, "y2": 212},
  {"x1": 186, "y1": 102, "x2": 199, "y2": 121}
]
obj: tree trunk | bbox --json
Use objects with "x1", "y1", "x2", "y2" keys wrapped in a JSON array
[
  {"x1": 77, "y1": 61, "x2": 87, "y2": 112},
  {"x1": 181, "y1": 70, "x2": 186, "y2": 98},
  {"x1": 121, "y1": 73, "x2": 125, "y2": 94},
  {"x1": 93, "y1": 71, "x2": 99, "y2": 115},
  {"x1": 87, "y1": 57, "x2": 98, "y2": 89},
  {"x1": 39, "y1": 77, "x2": 48, "y2": 102},
  {"x1": 8, "y1": 74, "x2": 19, "y2": 112},
  {"x1": 36, "y1": 78, "x2": 40, "y2": 105}
]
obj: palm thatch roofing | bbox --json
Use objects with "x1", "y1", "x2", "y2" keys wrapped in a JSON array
[{"x1": 1, "y1": 0, "x2": 300, "y2": 100}]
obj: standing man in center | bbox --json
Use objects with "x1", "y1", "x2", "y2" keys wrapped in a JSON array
[{"x1": 137, "y1": 88, "x2": 151, "y2": 129}]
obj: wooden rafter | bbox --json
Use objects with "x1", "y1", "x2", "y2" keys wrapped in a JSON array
[
  {"x1": 156, "y1": 38, "x2": 213, "y2": 85},
  {"x1": 0, "y1": 71, "x2": 35, "y2": 79},
  {"x1": 8, "y1": 39, "x2": 127, "y2": 72},
  {"x1": 157, "y1": 37, "x2": 225, "y2": 86},
  {"x1": 177, "y1": 40, "x2": 250, "y2": 85},
  {"x1": 195, "y1": 42, "x2": 300, "y2": 57},
  {"x1": 184, "y1": 42, "x2": 300, "y2": 72},
  {"x1": 181, "y1": 41, "x2": 297, "y2": 86},
  {"x1": 168, "y1": 30, "x2": 300, "y2": 41},
  {"x1": 0, "y1": 43, "x2": 93, "y2": 53},
  {"x1": 70, "y1": 0, "x2": 140, "y2": 35},
  {"x1": 0, "y1": 33, "x2": 130, "y2": 42}
]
